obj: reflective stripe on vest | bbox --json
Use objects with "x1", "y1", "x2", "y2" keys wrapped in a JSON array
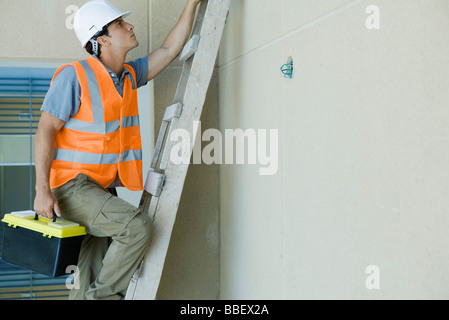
[
  {"x1": 63, "y1": 115, "x2": 140, "y2": 134},
  {"x1": 54, "y1": 149, "x2": 142, "y2": 164}
]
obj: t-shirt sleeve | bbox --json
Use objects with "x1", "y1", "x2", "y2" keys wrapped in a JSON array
[
  {"x1": 126, "y1": 56, "x2": 149, "y2": 89},
  {"x1": 41, "y1": 66, "x2": 81, "y2": 122}
]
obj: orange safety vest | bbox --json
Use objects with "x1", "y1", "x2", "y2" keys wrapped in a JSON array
[{"x1": 49, "y1": 56, "x2": 143, "y2": 191}]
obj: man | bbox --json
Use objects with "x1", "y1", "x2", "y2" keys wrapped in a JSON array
[{"x1": 34, "y1": 0, "x2": 202, "y2": 300}]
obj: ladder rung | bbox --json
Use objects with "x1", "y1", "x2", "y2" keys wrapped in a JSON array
[
  {"x1": 179, "y1": 35, "x2": 200, "y2": 62},
  {"x1": 151, "y1": 103, "x2": 183, "y2": 169},
  {"x1": 163, "y1": 103, "x2": 183, "y2": 121},
  {"x1": 143, "y1": 170, "x2": 165, "y2": 197}
]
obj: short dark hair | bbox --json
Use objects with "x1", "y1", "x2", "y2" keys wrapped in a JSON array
[{"x1": 85, "y1": 24, "x2": 110, "y2": 57}]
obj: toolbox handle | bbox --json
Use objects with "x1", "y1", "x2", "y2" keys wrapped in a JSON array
[{"x1": 34, "y1": 210, "x2": 57, "y2": 223}]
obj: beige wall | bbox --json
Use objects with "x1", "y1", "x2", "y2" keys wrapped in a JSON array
[
  {"x1": 0, "y1": 0, "x2": 149, "y2": 62},
  {"x1": 219, "y1": 0, "x2": 449, "y2": 299}
]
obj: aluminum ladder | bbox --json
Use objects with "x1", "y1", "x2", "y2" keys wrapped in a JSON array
[{"x1": 125, "y1": 0, "x2": 232, "y2": 300}]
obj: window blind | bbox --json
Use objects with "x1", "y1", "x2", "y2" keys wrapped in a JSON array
[
  {"x1": 0, "y1": 71, "x2": 70, "y2": 300},
  {"x1": 0, "y1": 77, "x2": 50, "y2": 135}
]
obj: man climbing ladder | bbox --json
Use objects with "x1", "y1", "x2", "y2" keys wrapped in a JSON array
[{"x1": 34, "y1": 0, "x2": 203, "y2": 300}]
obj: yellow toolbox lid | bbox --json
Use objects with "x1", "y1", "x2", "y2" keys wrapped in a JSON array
[{"x1": 1, "y1": 210, "x2": 86, "y2": 239}]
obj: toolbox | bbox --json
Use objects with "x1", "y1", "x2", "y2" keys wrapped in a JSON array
[{"x1": 1, "y1": 210, "x2": 86, "y2": 277}]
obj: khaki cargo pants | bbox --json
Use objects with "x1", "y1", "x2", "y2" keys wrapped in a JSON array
[{"x1": 53, "y1": 173, "x2": 153, "y2": 300}]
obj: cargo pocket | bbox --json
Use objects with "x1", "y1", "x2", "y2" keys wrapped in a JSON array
[
  {"x1": 88, "y1": 195, "x2": 141, "y2": 238},
  {"x1": 57, "y1": 174, "x2": 113, "y2": 230}
]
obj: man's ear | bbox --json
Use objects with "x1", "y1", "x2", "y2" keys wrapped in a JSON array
[{"x1": 97, "y1": 35, "x2": 110, "y2": 48}]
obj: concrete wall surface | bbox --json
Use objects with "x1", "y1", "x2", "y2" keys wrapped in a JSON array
[
  {"x1": 0, "y1": 0, "x2": 149, "y2": 62},
  {"x1": 218, "y1": 0, "x2": 449, "y2": 299}
]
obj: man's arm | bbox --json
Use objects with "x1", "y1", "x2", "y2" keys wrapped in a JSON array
[
  {"x1": 34, "y1": 111, "x2": 65, "y2": 219},
  {"x1": 146, "y1": 0, "x2": 202, "y2": 82}
]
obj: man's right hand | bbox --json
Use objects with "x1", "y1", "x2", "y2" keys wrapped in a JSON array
[
  {"x1": 33, "y1": 111, "x2": 65, "y2": 220},
  {"x1": 34, "y1": 188, "x2": 61, "y2": 219}
]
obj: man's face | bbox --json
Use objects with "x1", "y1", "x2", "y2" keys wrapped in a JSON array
[{"x1": 105, "y1": 17, "x2": 139, "y2": 53}]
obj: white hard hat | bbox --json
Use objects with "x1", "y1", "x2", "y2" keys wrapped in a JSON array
[{"x1": 74, "y1": 0, "x2": 131, "y2": 48}]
